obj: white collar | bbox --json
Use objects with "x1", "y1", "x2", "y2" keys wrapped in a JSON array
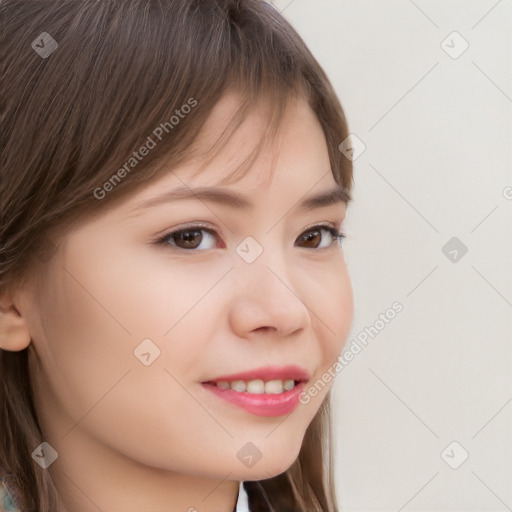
[{"x1": 235, "y1": 481, "x2": 249, "y2": 512}]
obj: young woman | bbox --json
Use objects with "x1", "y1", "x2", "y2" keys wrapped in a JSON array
[{"x1": 0, "y1": 0, "x2": 355, "y2": 510}]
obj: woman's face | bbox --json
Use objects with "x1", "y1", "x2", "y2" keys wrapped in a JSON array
[{"x1": 22, "y1": 93, "x2": 354, "y2": 483}]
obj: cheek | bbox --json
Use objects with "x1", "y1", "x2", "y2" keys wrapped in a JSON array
[
  {"x1": 329, "y1": 265, "x2": 354, "y2": 355},
  {"x1": 297, "y1": 260, "x2": 353, "y2": 407},
  {"x1": 28, "y1": 261, "x2": 139, "y2": 433},
  {"x1": 27, "y1": 238, "x2": 250, "y2": 469},
  {"x1": 307, "y1": 258, "x2": 354, "y2": 359},
  {"x1": 79, "y1": 236, "x2": 233, "y2": 338}
]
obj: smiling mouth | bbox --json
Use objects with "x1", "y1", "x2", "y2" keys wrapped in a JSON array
[
  {"x1": 201, "y1": 364, "x2": 310, "y2": 395},
  {"x1": 200, "y1": 379, "x2": 307, "y2": 417},
  {"x1": 202, "y1": 378, "x2": 304, "y2": 394}
]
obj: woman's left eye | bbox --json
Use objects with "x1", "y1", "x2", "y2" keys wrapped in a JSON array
[
  {"x1": 296, "y1": 225, "x2": 346, "y2": 249},
  {"x1": 156, "y1": 224, "x2": 345, "y2": 251}
]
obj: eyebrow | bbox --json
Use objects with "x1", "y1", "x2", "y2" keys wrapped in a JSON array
[{"x1": 132, "y1": 184, "x2": 350, "y2": 213}]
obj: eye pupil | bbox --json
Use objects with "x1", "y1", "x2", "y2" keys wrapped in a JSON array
[
  {"x1": 176, "y1": 230, "x2": 202, "y2": 248},
  {"x1": 301, "y1": 230, "x2": 321, "y2": 248}
]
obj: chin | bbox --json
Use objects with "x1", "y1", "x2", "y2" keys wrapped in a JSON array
[
  {"x1": 237, "y1": 467, "x2": 286, "y2": 482},
  {"x1": 238, "y1": 449, "x2": 301, "y2": 481}
]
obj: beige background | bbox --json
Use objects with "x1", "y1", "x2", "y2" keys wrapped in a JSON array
[{"x1": 273, "y1": 0, "x2": 512, "y2": 510}]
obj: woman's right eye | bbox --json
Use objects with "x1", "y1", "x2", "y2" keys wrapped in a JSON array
[{"x1": 158, "y1": 227, "x2": 219, "y2": 251}]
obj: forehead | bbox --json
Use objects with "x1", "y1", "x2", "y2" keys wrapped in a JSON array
[{"x1": 125, "y1": 91, "x2": 335, "y2": 210}]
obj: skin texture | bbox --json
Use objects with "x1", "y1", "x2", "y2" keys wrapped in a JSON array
[{"x1": 0, "y1": 93, "x2": 354, "y2": 512}]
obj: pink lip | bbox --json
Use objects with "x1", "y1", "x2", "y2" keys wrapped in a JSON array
[
  {"x1": 201, "y1": 365, "x2": 310, "y2": 417},
  {"x1": 202, "y1": 381, "x2": 306, "y2": 417},
  {"x1": 203, "y1": 365, "x2": 310, "y2": 383}
]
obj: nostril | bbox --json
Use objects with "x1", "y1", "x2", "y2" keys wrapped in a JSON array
[{"x1": 253, "y1": 326, "x2": 276, "y2": 334}]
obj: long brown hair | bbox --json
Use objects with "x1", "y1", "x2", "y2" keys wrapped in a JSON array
[{"x1": 0, "y1": 0, "x2": 353, "y2": 509}]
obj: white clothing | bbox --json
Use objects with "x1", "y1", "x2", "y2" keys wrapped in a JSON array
[{"x1": 235, "y1": 481, "x2": 250, "y2": 512}]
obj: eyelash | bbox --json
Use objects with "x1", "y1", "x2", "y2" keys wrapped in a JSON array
[{"x1": 155, "y1": 223, "x2": 346, "y2": 251}]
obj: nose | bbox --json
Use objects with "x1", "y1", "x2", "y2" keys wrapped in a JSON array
[{"x1": 228, "y1": 255, "x2": 312, "y2": 339}]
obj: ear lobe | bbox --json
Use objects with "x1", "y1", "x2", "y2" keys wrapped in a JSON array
[{"x1": 0, "y1": 295, "x2": 31, "y2": 352}]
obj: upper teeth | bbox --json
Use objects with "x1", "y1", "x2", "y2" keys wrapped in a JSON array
[{"x1": 216, "y1": 379, "x2": 296, "y2": 394}]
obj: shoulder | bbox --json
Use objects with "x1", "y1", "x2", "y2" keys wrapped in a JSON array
[{"x1": 0, "y1": 477, "x2": 21, "y2": 512}]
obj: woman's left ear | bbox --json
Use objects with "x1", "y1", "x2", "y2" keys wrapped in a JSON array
[{"x1": 0, "y1": 290, "x2": 32, "y2": 351}]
